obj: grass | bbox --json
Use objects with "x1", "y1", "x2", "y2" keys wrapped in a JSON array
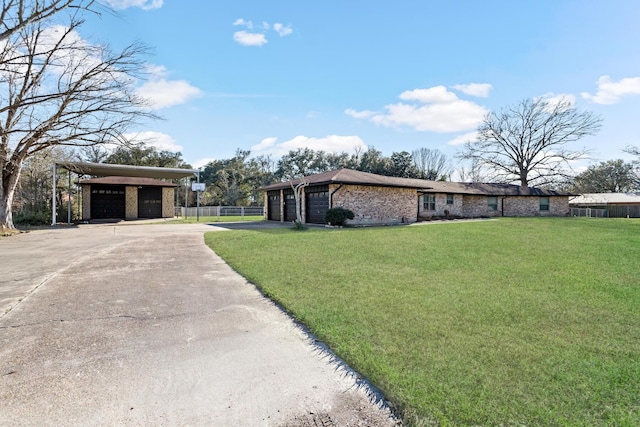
[
  {"x1": 204, "y1": 218, "x2": 640, "y2": 426},
  {"x1": 165, "y1": 215, "x2": 264, "y2": 224}
]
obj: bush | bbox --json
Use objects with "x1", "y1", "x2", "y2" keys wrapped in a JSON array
[
  {"x1": 13, "y1": 210, "x2": 51, "y2": 226},
  {"x1": 324, "y1": 207, "x2": 354, "y2": 226}
]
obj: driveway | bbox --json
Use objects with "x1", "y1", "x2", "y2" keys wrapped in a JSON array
[{"x1": 0, "y1": 222, "x2": 397, "y2": 426}]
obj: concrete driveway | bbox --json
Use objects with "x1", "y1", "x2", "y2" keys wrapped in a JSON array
[{"x1": 0, "y1": 222, "x2": 397, "y2": 426}]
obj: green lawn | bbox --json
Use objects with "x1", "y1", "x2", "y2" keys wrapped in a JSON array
[
  {"x1": 166, "y1": 215, "x2": 264, "y2": 224},
  {"x1": 204, "y1": 218, "x2": 640, "y2": 426}
]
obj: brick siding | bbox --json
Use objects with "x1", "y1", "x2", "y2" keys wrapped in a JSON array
[
  {"x1": 162, "y1": 187, "x2": 174, "y2": 218},
  {"x1": 125, "y1": 186, "x2": 137, "y2": 220},
  {"x1": 462, "y1": 195, "x2": 569, "y2": 217},
  {"x1": 82, "y1": 186, "x2": 91, "y2": 221},
  {"x1": 419, "y1": 193, "x2": 463, "y2": 217},
  {"x1": 330, "y1": 184, "x2": 417, "y2": 225}
]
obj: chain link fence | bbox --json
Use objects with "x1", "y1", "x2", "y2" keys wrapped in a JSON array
[{"x1": 175, "y1": 206, "x2": 264, "y2": 219}]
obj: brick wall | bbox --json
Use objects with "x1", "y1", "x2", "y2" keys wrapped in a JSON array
[
  {"x1": 125, "y1": 186, "x2": 137, "y2": 220},
  {"x1": 462, "y1": 195, "x2": 569, "y2": 217},
  {"x1": 419, "y1": 193, "x2": 463, "y2": 217},
  {"x1": 162, "y1": 187, "x2": 174, "y2": 218},
  {"x1": 82, "y1": 185, "x2": 91, "y2": 221},
  {"x1": 330, "y1": 184, "x2": 418, "y2": 225},
  {"x1": 503, "y1": 196, "x2": 569, "y2": 216}
]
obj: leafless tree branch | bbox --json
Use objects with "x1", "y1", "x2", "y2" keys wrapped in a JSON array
[{"x1": 458, "y1": 97, "x2": 601, "y2": 187}]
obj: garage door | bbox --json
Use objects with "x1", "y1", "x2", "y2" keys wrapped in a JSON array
[
  {"x1": 91, "y1": 185, "x2": 125, "y2": 219},
  {"x1": 283, "y1": 189, "x2": 296, "y2": 222},
  {"x1": 267, "y1": 191, "x2": 281, "y2": 221},
  {"x1": 138, "y1": 187, "x2": 163, "y2": 218},
  {"x1": 305, "y1": 185, "x2": 329, "y2": 224}
]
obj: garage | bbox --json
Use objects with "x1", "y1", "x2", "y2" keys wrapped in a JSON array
[
  {"x1": 305, "y1": 185, "x2": 329, "y2": 224},
  {"x1": 267, "y1": 190, "x2": 281, "y2": 221},
  {"x1": 90, "y1": 185, "x2": 126, "y2": 219},
  {"x1": 79, "y1": 176, "x2": 177, "y2": 221},
  {"x1": 283, "y1": 189, "x2": 296, "y2": 221},
  {"x1": 138, "y1": 187, "x2": 163, "y2": 218}
]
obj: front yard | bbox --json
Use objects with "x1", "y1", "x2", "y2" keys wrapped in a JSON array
[{"x1": 205, "y1": 218, "x2": 640, "y2": 426}]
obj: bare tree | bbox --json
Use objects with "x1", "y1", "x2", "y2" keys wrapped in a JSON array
[
  {"x1": 459, "y1": 98, "x2": 602, "y2": 187},
  {"x1": 624, "y1": 145, "x2": 640, "y2": 157},
  {"x1": 290, "y1": 176, "x2": 307, "y2": 227},
  {"x1": 412, "y1": 148, "x2": 451, "y2": 180},
  {"x1": 0, "y1": 3, "x2": 155, "y2": 230},
  {"x1": 0, "y1": 0, "x2": 97, "y2": 41},
  {"x1": 456, "y1": 158, "x2": 499, "y2": 183}
]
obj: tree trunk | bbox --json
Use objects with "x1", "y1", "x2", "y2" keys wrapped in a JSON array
[{"x1": 1, "y1": 169, "x2": 21, "y2": 231}]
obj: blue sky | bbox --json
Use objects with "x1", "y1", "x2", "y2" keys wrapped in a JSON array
[{"x1": 82, "y1": 0, "x2": 640, "y2": 172}]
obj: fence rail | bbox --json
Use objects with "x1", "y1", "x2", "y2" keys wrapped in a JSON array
[
  {"x1": 570, "y1": 206, "x2": 640, "y2": 218},
  {"x1": 607, "y1": 205, "x2": 640, "y2": 218},
  {"x1": 570, "y1": 207, "x2": 608, "y2": 218},
  {"x1": 175, "y1": 206, "x2": 264, "y2": 218}
]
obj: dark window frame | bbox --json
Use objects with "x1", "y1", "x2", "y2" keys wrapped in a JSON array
[
  {"x1": 424, "y1": 194, "x2": 436, "y2": 211},
  {"x1": 488, "y1": 196, "x2": 498, "y2": 211},
  {"x1": 540, "y1": 196, "x2": 550, "y2": 211}
]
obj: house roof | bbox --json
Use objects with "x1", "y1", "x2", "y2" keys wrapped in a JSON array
[
  {"x1": 260, "y1": 168, "x2": 570, "y2": 196},
  {"x1": 79, "y1": 176, "x2": 177, "y2": 187},
  {"x1": 260, "y1": 169, "x2": 427, "y2": 190},
  {"x1": 419, "y1": 181, "x2": 570, "y2": 196},
  {"x1": 57, "y1": 161, "x2": 197, "y2": 179},
  {"x1": 569, "y1": 193, "x2": 640, "y2": 205}
]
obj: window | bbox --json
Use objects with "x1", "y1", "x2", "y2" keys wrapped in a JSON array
[
  {"x1": 540, "y1": 197, "x2": 550, "y2": 211},
  {"x1": 446, "y1": 194, "x2": 454, "y2": 205},
  {"x1": 487, "y1": 196, "x2": 498, "y2": 211},
  {"x1": 424, "y1": 194, "x2": 435, "y2": 210}
]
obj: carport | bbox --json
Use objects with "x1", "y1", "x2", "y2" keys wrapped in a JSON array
[{"x1": 53, "y1": 161, "x2": 198, "y2": 225}]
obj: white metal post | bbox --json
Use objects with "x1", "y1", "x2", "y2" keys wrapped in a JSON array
[
  {"x1": 68, "y1": 170, "x2": 72, "y2": 224},
  {"x1": 52, "y1": 164, "x2": 57, "y2": 226},
  {"x1": 196, "y1": 170, "x2": 200, "y2": 222}
]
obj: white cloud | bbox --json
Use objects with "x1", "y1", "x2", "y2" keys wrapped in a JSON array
[
  {"x1": 347, "y1": 86, "x2": 488, "y2": 133},
  {"x1": 344, "y1": 108, "x2": 376, "y2": 119},
  {"x1": 400, "y1": 86, "x2": 458, "y2": 103},
  {"x1": 273, "y1": 23, "x2": 293, "y2": 37},
  {"x1": 123, "y1": 131, "x2": 183, "y2": 152},
  {"x1": 537, "y1": 92, "x2": 576, "y2": 111},
  {"x1": 233, "y1": 31, "x2": 268, "y2": 47},
  {"x1": 144, "y1": 64, "x2": 169, "y2": 77},
  {"x1": 452, "y1": 83, "x2": 493, "y2": 98},
  {"x1": 137, "y1": 78, "x2": 202, "y2": 110},
  {"x1": 252, "y1": 137, "x2": 278, "y2": 151},
  {"x1": 233, "y1": 18, "x2": 253, "y2": 29},
  {"x1": 232, "y1": 19, "x2": 292, "y2": 46},
  {"x1": 581, "y1": 75, "x2": 640, "y2": 105},
  {"x1": 447, "y1": 131, "x2": 479, "y2": 146},
  {"x1": 192, "y1": 157, "x2": 216, "y2": 169},
  {"x1": 37, "y1": 26, "x2": 100, "y2": 76},
  {"x1": 103, "y1": 0, "x2": 163, "y2": 10},
  {"x1": 251, "y1": 135, "x2": 367, "y2": 157}
]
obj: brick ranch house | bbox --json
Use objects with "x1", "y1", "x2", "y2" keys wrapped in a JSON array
[{"x1": 261, "y1": 169, "x2": 571, "y2": 225}]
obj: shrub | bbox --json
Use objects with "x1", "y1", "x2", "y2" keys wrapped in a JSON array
[
  {"x1": 324, "y1": 207, "x2": 354, "y2": 226},
  {"x1": 13, "y1": 210, "x2": 51, "y2": 226}
]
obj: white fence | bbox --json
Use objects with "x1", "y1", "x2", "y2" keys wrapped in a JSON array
[
  {"x1": 175, "y1": 206, "x2": 264, "y2": 218},
  {"x1": 570, "y1": 207, "x2": 608, "y2": 218}
]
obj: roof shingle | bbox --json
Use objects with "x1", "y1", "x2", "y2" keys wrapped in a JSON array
[{"x1": 260, "y1": 168, "x2": 570, "y2": 196}]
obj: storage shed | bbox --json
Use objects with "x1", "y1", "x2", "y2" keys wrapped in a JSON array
[
  {"x1": 79, "y1": 176, "x2": 177, "y2": 221},
  {"x1": 53, "y1": 161, "x2": 198, "y2": 225}
]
